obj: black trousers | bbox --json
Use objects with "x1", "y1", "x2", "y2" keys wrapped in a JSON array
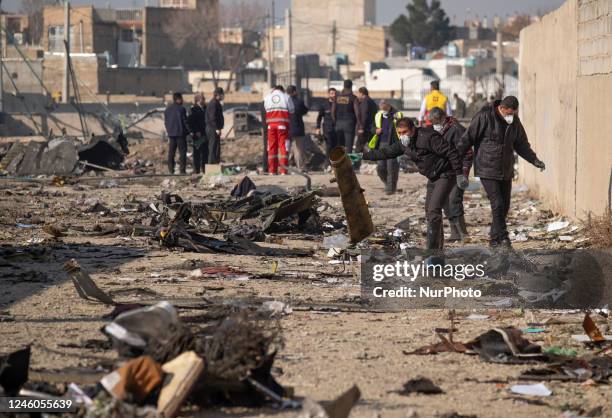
[
  {"x1": 443, "y1": 184, "x2": 465, "y2": 220},
  {"x1": 206, "y1": 127, "x2": 221, "y2": 164},
  {"x1": 323, "y1": 129, "x2": 338, "y2": 157},
  {"x1": 168, "y1": 136, "x2": 187, "y2": 174},
  {"x1": 335, "y1": 119, "x2": 356, "y2": 153},
  {"x1": 192, "y1": 135, "x2": 208, "y2": 174},
  {"x1": 481, "y1": 178, "x2": 512, "y2": 242},
  {"x1": 376, "y1": 158, "x2": 399, "y2": 192},
  {"x1": 425, "y1": 176, "x2": 455, "y2": 249},
  {"x1": 355, "y1": 129, "x2": 372, "y2": 153}
]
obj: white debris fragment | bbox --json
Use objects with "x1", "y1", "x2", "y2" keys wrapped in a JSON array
[
  {"x1": 466, "y1": 314, "x2": 490, "y2": 320},
  {"x1": 547, "y1": 221, "x2": 569, "y2": 232},
  {"x1": 559, "y1": 235, "x2": 574, "y2": 241},
  {"x1": 510, "y1": 383, "x2": 552, "y2": 397},
  {"x1": 261, "y1": 300, "x2": 292, "y2": 316},
  {"x1": 323, "y1": 234, "x2": 349, "y2": 250}
]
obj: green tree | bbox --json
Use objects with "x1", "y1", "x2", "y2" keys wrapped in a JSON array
[{"x1": 390, "y1": 0, "x2": 452, "y2": 51}]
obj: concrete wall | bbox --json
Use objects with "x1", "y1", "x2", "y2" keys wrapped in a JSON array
[
  {"x1": 42, "y1": 54, "x2": 188, "y2": 96},
  {"x1": 519, "y1": 0, "x2": 611, "y2": 218},
  {"x1": 2, "y1": 59, "x2": 45, "y2": 94},
  {"x1": 98, "y1": 67, "x2": 189, "y2": 96}
]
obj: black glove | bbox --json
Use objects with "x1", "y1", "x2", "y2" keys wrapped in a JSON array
[
  {"x1": 534, "y1": 159, "x2": 546, "y2": 172},
  {"x1": 456, "y1": 174, "x2": 469, "y2": 190}
]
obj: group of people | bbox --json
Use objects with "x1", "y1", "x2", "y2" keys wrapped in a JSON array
[
  {"x1": 163, "y1": 87, "x2": 225, "y2": 174},
  {"x1": 165, "y1": 79, "x2": 546, "y2": 250},
  {"x1": 357, "y1": 84, "x2": 546, "y2": 250}
]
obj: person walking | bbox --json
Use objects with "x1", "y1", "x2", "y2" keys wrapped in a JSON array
[
  {"x1": 286, "y1": 85, "x2": 309, "y2": 171},
  {"x1": 368, "y1": 100, "x2": 403, "y2": 195},
  {"x1": 456, "y1": 96, "x2": 546, "y2": 248},
  {"x1": 206, "y1": 87, "x2": 224, "y2": 164},
  {"x1": 188, "y1": 93, "x2": 207, "y2": 174},
  {"x1": 264, "y1": 85, "x2": 294, "y2": 175},
  {"x1": 356, "y1": 87, "x2": 378, "y2": 153},
  {"x1": 316, "y1": 88, "x2": 337, "y2": 158},
  {"x1": 360, "y1": 117, "x2": 468, "y2": 250},
  {"x1": 334, "y1": 79, "x2": 361, "y2": 153},
  {"x1": 418, "y1": 80, "x2": 452, "y2": 126},
  {"x1": 429, "y1": 107, "x2": 471, "y2": 241},
  {"x1": 164, "y1": 92, "x2": 190, "y2": 174},
  {"x1": 453, "y1": 93, "x2": 467, "y2": 119}
]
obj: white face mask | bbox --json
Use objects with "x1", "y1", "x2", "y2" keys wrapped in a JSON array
[
  {"x1": 433, "y1": 124, "x2": 443, "y2": 132},
  {"x1": 400, "y1": 135, "x2": 410, "y2": 147},
  {"x1": 504, "y1": 114, "x2": 514, "y2": 124},
  {"x1": 382, "y1": 110, "x2": 389, "y2": 117}
]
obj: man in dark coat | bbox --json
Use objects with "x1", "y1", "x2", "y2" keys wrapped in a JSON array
[
  {"x1": 286, "y1": 85, "x2": 309, "y2": 170},
  {"x1": 429, "y1": 107, "x2": 472, "y2": 241},
  {"x1": 334, "y1": 80, "x2": 361, "y2": 153},
  {"x1": 316, "y1": 88, "x2": 337, "y2": 157},
  {"x1": 206, "y1": 87, "x2": 225, "y2": 164},
  {"x1": 456, "y1": 96, "x2": 545, "y2": 248},
  {"x1": 356, "y1": 87, "x2": 378, "y2": 153},
  {"x1": 164, "y1": 92, "x2": 190, "y2": 174},
  {"x1": 361, "y1": 117, "x2": 469, "y2": 250},
  {"x1": 188, "y1": 92, "x2": 207, "y2": 174}
]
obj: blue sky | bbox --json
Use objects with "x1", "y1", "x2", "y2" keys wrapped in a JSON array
[{"x1": 5, "y1": 0, "x2": 566, "y2": 25}]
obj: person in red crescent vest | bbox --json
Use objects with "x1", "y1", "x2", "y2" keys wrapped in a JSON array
[{"x1": 264, "y1": 85, "x2": 295, "y2": 175}]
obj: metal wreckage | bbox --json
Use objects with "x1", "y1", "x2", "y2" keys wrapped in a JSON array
[{"x1": 0, "y1": 148, "x2": 374, "y2": 417}]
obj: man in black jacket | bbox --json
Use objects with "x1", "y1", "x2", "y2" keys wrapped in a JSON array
[
  {"x1": 429, "y1": 107, "x2": 471, "y2": 242},
  {"x1": 164, "y1": 92, "x2": 190, "y2": 174},
  {"x1": 356, "y1": 87, "x2": 377, "y2": 153},
  {"x1": 188, "y1": 93, "x2": 207, "y2": 174},
  {"x1": 316, "y1": 88, "x2": 337, "y2": 157},
  {"x1": 286, "y1": 85, "x2": 309, "y2": 170},
  {"x1": 206, "y1": 87, "x2": 224, "y2": 164},
  {"x1": 456, "y1": 96, "x2": 545, "y2": 248},
  {"x1": 334, "y1": 80, "x2": 361, "y2": 153},
  {"x1": 361, "y1": 117, "x2": 469, "y2": 250}
]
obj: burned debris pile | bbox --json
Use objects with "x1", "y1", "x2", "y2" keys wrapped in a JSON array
[{"x1": 0, "y1": 133, "x2": 129, "y2": 176}]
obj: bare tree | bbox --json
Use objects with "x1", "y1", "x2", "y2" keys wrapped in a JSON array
[
  {"x1": 502, "y1": 15, "x2": 532, "y2": 38},
  {"x1": 165, "y1": 0, "x2": 266, "y2": 91}
]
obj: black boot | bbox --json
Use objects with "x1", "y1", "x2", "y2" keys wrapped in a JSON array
[
  {"x1": 458, "y1": 215, "x2": 469, "y2": 237},
  {"x1": 448, "y1": 219, "x2": 462, "y2": 242},
  {"x1": 426, "y1": 223, "x2": 445, "y2": 268},
  {"x1": 426, "y1": 223, "x2": 444, "y2": 250}
]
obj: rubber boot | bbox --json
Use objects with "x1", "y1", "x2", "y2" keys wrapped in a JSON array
[
  {"x1": 448, "y1": 220, "x2": 462, "y2": 242},
  {"x1": 457, "y1": 215, "x2": 469, "y2": 238},
  {"x1": 426, "y1": 223, "x2": 445, "y2": 268}
]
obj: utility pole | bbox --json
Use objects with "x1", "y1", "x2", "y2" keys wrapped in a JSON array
[
  {"x1": 327, "y1": 20, "x2": 337, "y2": 89},
  {"x1": 495, "y1": 28, "x2": 504, "y2": 95},
  {"x1": 62, "y1": 1, "x2": 71, "y2": 104},
  {"x1": 285, "y1": 8, "x2": 292, "y2": 86},
  {"x1": 0, "y1": 0, "x2": 4, "y2": 114},
  {"x1": 266, "y1": 1, "x2": 273, "y2": 87},
  {"x1": 332, "y1": 20, "x2": 337, "y2": 55}
]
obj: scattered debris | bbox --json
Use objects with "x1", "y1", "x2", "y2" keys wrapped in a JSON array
[
  {"x1": 0, "y1": 346, "x2": 31, "y2": 396},
  {"x1": 100, "y1": 356, "x2": 163, "y2": 403},
  {"x1": 298, "y1": 385, "x2": 361, "y2": 418},
  {"x1": 64, "y1": 259, "x2": 116, "y2": 305},
  {"x1": 397, "y1": 377, "x2": 444, "y2": 395},
  {"x1": 329, "y1": 147, "x2": 374, "y2": 243},
  {"x1": 510, "y1": 383, "x2": 552, "y2": 397}
]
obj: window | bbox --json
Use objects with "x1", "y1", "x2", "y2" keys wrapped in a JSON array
[
  {"x1": 48, "y1": 25, "x2": 75, "y2": 52},
  {"x1": 273, "y1": 36, "x2": 284, "y2": 52}
]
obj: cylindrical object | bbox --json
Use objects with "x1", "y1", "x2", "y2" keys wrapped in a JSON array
[{"x1": 329, "y1": 146, "x2": 374, "y2": 243}]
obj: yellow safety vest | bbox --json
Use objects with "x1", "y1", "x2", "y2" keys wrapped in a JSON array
[
  {"x1": 425, "y1": 90, "x2": 448, "y2": 111},
  {"x1": 368, "y1": 111, "x2": 404, "y2": 149}
]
